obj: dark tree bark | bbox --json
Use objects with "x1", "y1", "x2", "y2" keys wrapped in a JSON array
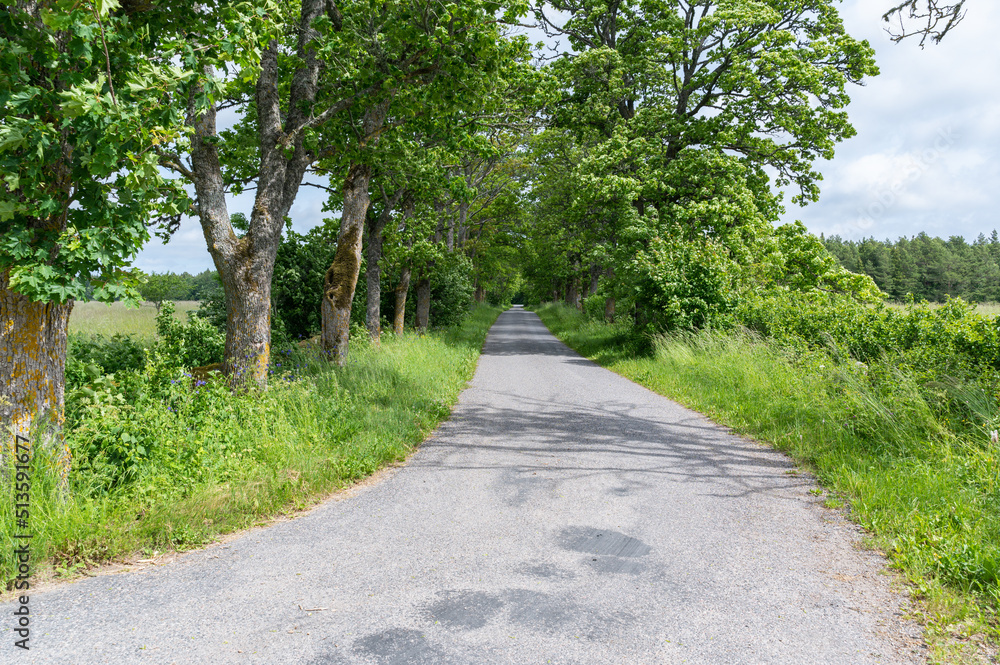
[
  {"x1": 446, "y1": 211, "x2": 456, "y2": 252},
  {"x1": 603, "y1": 266, "x2": 615, "y2": 321},
  {"x1": 566, "y1": 279, "x2": 580, "y2": 310},
  {"x1": 588, "y1": 265, "x2": 601, "y2": 296},
  {"x1": 604, "y1": 296, "x2": 616, "y2": 322},
  {"x1": 393, "y1": 264, "x2": 411, "y2": 335}
]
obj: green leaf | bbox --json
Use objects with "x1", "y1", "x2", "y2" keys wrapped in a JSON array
[
  {"x1": 0, "y1": 127, "x2": 26, "y2": 153},
  {"x1": 0, "y1": 200, "x2": 17, "y2": 221},
  {"x1": 96, "y1": 0, "x2": 121, "y2": 17}
]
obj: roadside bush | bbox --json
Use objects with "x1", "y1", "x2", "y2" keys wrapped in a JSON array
[
  {"x1": 429, "y1": 253, "x2": 475, "y2": 328},
  {"x1": 627, "y1": 231, "x2": 736, "y2": 332},
  {"x1": 66, "y1": 332, "x2": 146, "y2": 387},
  {"x1": 197, "y1": 226, "x2": 338, "y2": 344},
  {"x1": 156, "y1": 301, "x2": 225, "y2": 368},
  {"x1": 272, "y1": 226, "x2": 338, "y2": 340}
]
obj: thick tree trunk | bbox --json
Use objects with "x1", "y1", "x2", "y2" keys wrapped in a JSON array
[
  {"x1": 475, "y1": 284, "x2": 486, "y2": 303},
  {"x1": 188, "y1": 0, "x2": 328, "y2": 387},
  {"x1": 319, "y1": 100, "x2": 389, "y2": 363},
  {"x1": 393, "y1": 265, "x2": 411, "y2": 335},
  {"x1": 192, "y1": 85, "x2": 282, "y2": 389},
  {"x1": 216, "y1": 260, "x2": 274, "y2": 385},
  {"x1": 415, "y1": 276, "x2": 431, "y2": 333},
  {"x1": 321, "y1": 163, "x2": 372, "y2": 362},
  {"x1": 0, "y1": 272, "x2": 72, "y2": 474}
]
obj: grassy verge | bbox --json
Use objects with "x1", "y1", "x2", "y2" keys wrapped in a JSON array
[
  {"x1": 2, "y1": 305, "x2": 501, "y2": 591},
  {"x1": 535, "y1": 303, "x2": 998, "y2": 664}
]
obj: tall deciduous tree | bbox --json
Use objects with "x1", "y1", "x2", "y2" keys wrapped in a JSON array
[
  {"x1": 0, "y1": 1, "x2": 188, "y2": 467},
  {"x1": 157, "y1": 0, "x2": 375, "y2": 388},
  {"x1": 525, "y1": 0, "x2": 879, "y2": 329}
]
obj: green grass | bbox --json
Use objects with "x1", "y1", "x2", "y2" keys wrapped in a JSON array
[
  {"x1": 535, "y1": 303, "x2": 999, "y2": 664},
  {"x1": 69, "y1": 301, "x2": 200, "y2": 340},
  {"x1": 2, "y1": 305, "x2": 501, "y2": 593}
]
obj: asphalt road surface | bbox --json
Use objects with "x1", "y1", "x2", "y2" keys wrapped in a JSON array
[{"x1": 2, "y1": 306, "x2": 925, "y2": 664}]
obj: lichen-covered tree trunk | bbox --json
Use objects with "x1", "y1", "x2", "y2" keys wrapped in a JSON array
[
  {"x1": 321, "y1": 163, "x2": 373, "y2": 362},
  {"x1": 0, "y1": 271, "x2": 72, "y2": 473},
  {"x1": 320, "y1": 100, "x2": 390, "y2": 363},
  {"x1": 415, "y1": 276, "x2": 431, "y2": 333},
  {"x1": 393, "y1": 264, "x2": 411, "y2": 335},
  {"x1": 215, "y1": 257, "x2": 274, "y2": 385}
]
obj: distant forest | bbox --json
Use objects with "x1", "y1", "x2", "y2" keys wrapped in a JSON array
[
  {"x1": 822, "y1": 232, "x2": 1000, "y2": 303},
  {"x1": 138, "y1": 269, "x2": 219, "y2": 303}
]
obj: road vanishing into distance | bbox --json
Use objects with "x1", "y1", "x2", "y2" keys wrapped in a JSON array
[{"x1": 3, "y1": 307, "x2": 925, "y2": 664}]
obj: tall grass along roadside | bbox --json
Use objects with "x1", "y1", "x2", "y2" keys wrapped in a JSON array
[
  {"x1": 536, "y1": 302, "x2": 998, "y2": 662},
  {"x1": 1, "y1": 305, "x2": 501, "y2": 592}
]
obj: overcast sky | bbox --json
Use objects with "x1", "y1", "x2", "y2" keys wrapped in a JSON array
[{"x1": 134, "y1": 0, "x2": 1000, "y2": 274}]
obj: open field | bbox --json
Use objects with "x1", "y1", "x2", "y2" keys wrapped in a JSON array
[
  {"x1": 886, "y1": 301, "x2": 1000, "y2": 317},
  {"x1": 69, "y1": 301, "x2": 200, "y2": 339}
]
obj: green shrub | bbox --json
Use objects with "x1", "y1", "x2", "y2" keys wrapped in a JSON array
[
  {"x1": 66, "y1": 332, "x2": 147, "y2": 387},
  {"x1": 155, "y1": 301, "x2": 225, "y2": 368},
  {"x1": 272, "y1": 226, "x2": 338, "y2": 340},
  {"x1": 430, "y1": 253, "x2": 475, "y2": 328},
  {"x1": 196, "y1": 226, "x2": 339, "y2": 344}
]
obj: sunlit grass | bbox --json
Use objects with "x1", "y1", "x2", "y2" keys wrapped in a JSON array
[{"x1": 69, "y1": 301, "x2": 200, "y2": 339}]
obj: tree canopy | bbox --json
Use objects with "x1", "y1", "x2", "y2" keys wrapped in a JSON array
[{"x1": 2, "y1": 0, "x2": 908, "y2": 459}]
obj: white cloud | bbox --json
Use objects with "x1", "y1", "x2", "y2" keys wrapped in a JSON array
[{"x1": 783, "y1": 0, "x2": 1000, "y2": 241}]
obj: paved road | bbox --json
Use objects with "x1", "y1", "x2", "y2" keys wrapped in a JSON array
[{"x1": 3, "y1": 306, "x2": 924, "y2": 664}]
